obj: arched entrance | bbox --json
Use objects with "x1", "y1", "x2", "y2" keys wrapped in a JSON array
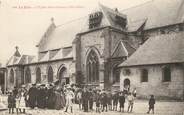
[
  {"x1": 124, "y1": 78, "x2": 130, "y2": 91},
  {"x1": 58, "y1": 66, "x2": 69, "y2": 85},
  {"x1": 36, "y1": 67, "x2": 41, "y2": 83},
  {"x1": 86, "y1": 49, "x2": 99, "y2": 84},
  {"x1": 48, "y1": 66, "x2": 53, "y2": 83},
  {"x1": 0, "y1": 70, "x2": 5, "y2": 94},
  {"x1": 25, "y1": 68, "x2": 31, "y2": 84}
]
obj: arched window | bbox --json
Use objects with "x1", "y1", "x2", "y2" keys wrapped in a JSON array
[
  {"x1": 162, "y1": 66, "x2": 171, "y2": 82},
  {"x1": 141, "y1": 69, "x2": 148, "y2": 82},
  {"x1": 86, "y1": 50, "x2": 99, "y2": 83},
  {"x1": 25, "y1": 68, "x2": 31, "y2": 84},
  {"x1": 10, "y1": 69, "x2": 14, "y2": 84},
  {"x1": 36, "y1": 67, "x2": 41, "y2": 83},
  {"x1": 48, "y1": 66, "x2": 53, "y2": 83}
]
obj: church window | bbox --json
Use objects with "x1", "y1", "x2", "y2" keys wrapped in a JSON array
[
  {"x1": 141, "y1": 69, "x2": 148, "y2": 82},
  {"x1": 89, "y1": 12, "x2": 103, "y2": 29},
  {"x1": 48, "y1": 66, "x2": 53, "y2": 83},
  {"x1": 25, "y1": 68, "x2": 31, "y2": 84},
  {"x1": 86, "y1": 50, "x2": 99, "y2": 83},
  {"x1": 10, "y1": 69, "x2": 14, "y2": 84},
  {"x1": 162, "y1": 66, "x2": 171, "y2": 82},
  {"x1": 36, "y1": 67, "x2": 41, "y2": 83}
]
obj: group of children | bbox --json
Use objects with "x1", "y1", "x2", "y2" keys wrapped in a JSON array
[
  {"x1": 77, "y1": 87, "x2": 156, "y2": 114},
  {"x1": 7, "y1": 89, "x2": 26, "y2": 114}
]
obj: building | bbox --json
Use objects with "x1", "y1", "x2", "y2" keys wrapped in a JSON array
[
  {"x1": 118, "y1": 0, "x2": 184, "y2": 100},
  {"x1": 5, "y1": 0, "x2": 184, "y2": 99},
  {"x1": 0, "y1": 65, "x2": 6, "y2": 94},
  {"x1": 119, "y1": 33, "x2": 184, "y2": 100}
]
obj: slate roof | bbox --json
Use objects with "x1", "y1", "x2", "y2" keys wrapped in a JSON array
[
  {"x1": 111, "y1": 40, "x2": 136, "y2": 58},
  {"x1": 7, "y1": 55, "x2": 35, "y2": 66},
  {"x1": 38, "y1": 4, "x2": 127, "y2": 52},
  {"x1": 122, "y1": 0, "x2": 184, "y2": 32},
  {"x1": 119, "y1": 32, "x2": 184, "y2": 67}
]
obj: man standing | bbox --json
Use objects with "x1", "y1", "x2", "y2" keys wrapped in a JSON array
[
  {"x1": 82, "y1": 87, "x2": 89, "y2": 112},
  {"x1": 88, "y1": 88, "x2": 94, "y2": 111},
  {"x1": 64, "y1": 87, "x2": 75, "y2": 113},
  {"x1": 28, "y1": 84, "x2": 38, "y2": 109}
]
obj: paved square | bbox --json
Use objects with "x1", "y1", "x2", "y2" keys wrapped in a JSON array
[{"x1": 0, "y1": 96, "x2": 184, "y2": 115}]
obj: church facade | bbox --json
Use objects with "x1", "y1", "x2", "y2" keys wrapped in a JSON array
[{"x1": 5, "y1": 0, "x2": 184, "y2": 99}]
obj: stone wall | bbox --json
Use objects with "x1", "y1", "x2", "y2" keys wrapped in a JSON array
[
  {"x1": 6, "y1": 59, "x2": 75, "y2": 89},
  {"x1": 26, "y1": 59, "x2": 75, "y2": 84},
  {"x1": 120, "y1": 64, "x2": 184, "y2": 100}
]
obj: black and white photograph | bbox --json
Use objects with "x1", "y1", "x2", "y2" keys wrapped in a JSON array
[{"x1": 0, "y1": 0, "x2": 184, "y2": 114}]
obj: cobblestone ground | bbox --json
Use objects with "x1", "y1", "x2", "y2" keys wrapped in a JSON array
[{"x1": 0, "y1": 96, "x2": 184, "y2": 115}]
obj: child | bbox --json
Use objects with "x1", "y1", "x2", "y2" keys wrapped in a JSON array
[
  {"x1": 147, "y1": 95, "x2": 155, "y2": 114},
  {"x1": 127, "y1": 92, "x2": 134, "y2": 113},
  {"x1": 64, "y1": 88, "x2": 74, "y2": 113},
  {"x1": 101, "y1": 91, "x2": 108, "y2": 112},
  {"x1": 112, "y1": 91, "x2": 118, "y2": 111},
  {"x1": 15, "y1": 95, "x2": 20, "y2": 114},
  {"x1": 119, "y1": 91, "x2": 125, "y2": 112},
  {"x1": 8, "y1": 92, "x2": 15, "y2": 114},
  {"x1": 107, "y1": 91, "x2": 112, "y2": 111},
  {"x1": 19, "y1": 91, "x2": 26, "y2": 113}
]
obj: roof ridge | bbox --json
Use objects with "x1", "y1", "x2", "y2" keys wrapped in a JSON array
[
  {"x1": 122, "y1": 40, "x2": 136, "y2": 50},
  {"x1": 57, "y1": 16, "x2": 87, "y2": 28},
  {"x1": 120, "y1": 0, "x2": 153, "y2": 12}
]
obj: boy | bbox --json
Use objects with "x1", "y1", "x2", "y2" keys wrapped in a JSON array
[
  {"x1": 119, "y1": 91, "x2": 125, "y2": 112},
  {"x1": 127, "y1": 92, "x2": 134, "y2": 113},
  {"x1": 147, "y1": 95, "x2": 155, "y2": 114},
  {"x1": 8, "y1": 92, "x2": 16, "y2": 114},
  {"x1": 112, "y1": 91, "x2": 118, "y2": 111},
  {"x1": 95, "y1": 90, "x2": 101, "y2": 113}
]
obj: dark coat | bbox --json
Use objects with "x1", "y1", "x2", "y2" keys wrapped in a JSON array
[
  {"x1": 119, "y1": 95, "x2": 125, "y2": 105},
  {"x1": 37, "y1": 88, "x2": 47, "y2": 108},
  {"x1": 101, "y1": 93, "x2": 108, "y2": 106},
  {"x1": 47, "y1": 88, "x2": 56, "y2": 109},
  {"x1": 149, "y1": 98, "x2": 155, "y2": 108},
  {"x1": 28, "y1": 87, "x2": 38, "y2": 108},
  {"x1": 8, "y1": 95, "x2": 15, "y2": 108}
]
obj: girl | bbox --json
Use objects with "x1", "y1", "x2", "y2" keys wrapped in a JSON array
[{"x1": 19, "y1": 91, "x2": 26, "y2": 113}]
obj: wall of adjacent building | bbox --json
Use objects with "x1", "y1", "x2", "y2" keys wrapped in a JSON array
[{"x1": 120, "y1": 64, "x2": 184, "y2": 100}]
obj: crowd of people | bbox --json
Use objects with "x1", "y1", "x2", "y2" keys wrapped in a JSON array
[{"x1": 5, "y1": 82, "x2": 155, "y2": 114}]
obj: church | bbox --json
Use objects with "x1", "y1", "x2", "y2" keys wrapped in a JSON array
[{"x1": 5, "y1": 0, "x2": 184, "y2": 99}]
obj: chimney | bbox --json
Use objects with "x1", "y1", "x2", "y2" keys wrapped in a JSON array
[{"x1": 115, "y1": 8, "x2": 118, "y2": 12}]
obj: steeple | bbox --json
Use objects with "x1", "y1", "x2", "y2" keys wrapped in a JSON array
[{"x1": 14, "y1": 46, "x2": 21, "y2": 57}]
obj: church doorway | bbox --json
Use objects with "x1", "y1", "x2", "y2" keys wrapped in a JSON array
[
  {"x1": 124, "y1": 78, "x2": 130, "y2": 91},
  {"x1": 58, "y1": 66, "x2": 69, "y2": 85}
]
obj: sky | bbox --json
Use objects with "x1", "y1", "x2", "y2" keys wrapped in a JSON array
[{"x1": 0, "y1": 0, "x2": 150, "y2": 66}]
